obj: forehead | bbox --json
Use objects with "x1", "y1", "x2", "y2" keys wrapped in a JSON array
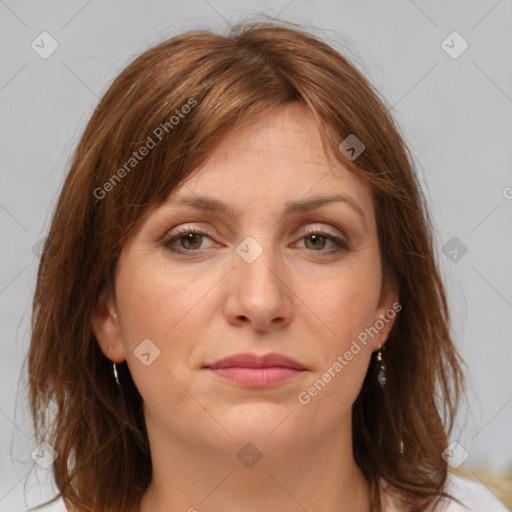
[{"x1": 172, "y1": 104, "x2": 375, "y2": 222}]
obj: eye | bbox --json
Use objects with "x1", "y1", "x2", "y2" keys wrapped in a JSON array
[
  {"x1": 295, "y1": 228, "x2": 350, "y2": 255},
  {"x1": 163, "y1": 226, "x2": 350, "y2": 256},
  {"x1": 163, "y1": 226, "x2": 215, "y2": 253}
]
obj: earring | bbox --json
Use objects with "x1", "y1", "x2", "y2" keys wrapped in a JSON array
[
  {"x1": 113, "y1": 362, "x2": 120, "y2": 386},
  {"x1": 376, "y1": 344, "x2": 386, "y2": 388}
]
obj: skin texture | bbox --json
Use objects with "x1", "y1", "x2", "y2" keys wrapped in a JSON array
[{"x1": 92, "y1": 103, "x2": 399, "y2": 512}]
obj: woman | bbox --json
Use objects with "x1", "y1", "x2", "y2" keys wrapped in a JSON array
[{"x1": 27, "y1": 21, "x2": 506, "y2": 512}]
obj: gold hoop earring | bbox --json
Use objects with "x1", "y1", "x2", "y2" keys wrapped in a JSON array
[{"x1": 113, "y1": 362, "x2": 120, "y2": 386}]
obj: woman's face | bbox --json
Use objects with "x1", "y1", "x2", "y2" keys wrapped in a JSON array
[{"x1": 93, "y1": 103, "x2": 398, "y2": 455}]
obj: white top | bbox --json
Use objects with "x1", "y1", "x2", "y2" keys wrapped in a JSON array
[
  {"x1": 31, "y1": 474, "x2": 508, "y2": 511},
  {"x1": 436, "y1": 473, "x2": 509, "y2": 511},
  {"x1": 381, "y1": 473, "x2": 509, "y2": 512}
]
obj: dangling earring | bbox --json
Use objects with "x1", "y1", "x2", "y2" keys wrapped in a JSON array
[
  {"x1": 376, "y1": 341, "x2": 403, "y2": 454},
  {"x1": 113, "y1": 362, "x2": 120, "y2": 386},
  {"x1": 376, "y1": 344, "x2": 386, "y2": 388}
]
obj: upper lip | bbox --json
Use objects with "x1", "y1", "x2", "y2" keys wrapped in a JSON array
[{"x1": 205, "y1": 352, "x2": 307, "y2": 371}]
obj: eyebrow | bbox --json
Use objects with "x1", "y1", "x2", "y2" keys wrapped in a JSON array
[{"x1": 172, "y1": 194, "x2": 367, "y2": 229}]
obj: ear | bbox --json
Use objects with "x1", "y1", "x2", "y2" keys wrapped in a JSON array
[
  {"x1": 91, "y1": 288, "x2": 126, "y2": 363},
  {"x1": 372, "y1": 274, "x2": 400, "y2": 351}
]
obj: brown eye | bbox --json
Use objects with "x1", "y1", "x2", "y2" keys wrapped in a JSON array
[
  {"x1": 304, "y1": 234, "x2": 327, "y2": 250},
  {"x1": 296, "y1": 229, "x2": 350, "y2": 256},
  {"x1": 180, "y1": 233, "x2": 203, "y2": 250},
  {"x1": 164, "y1": 228, "x2": 214, "y2": 253}
]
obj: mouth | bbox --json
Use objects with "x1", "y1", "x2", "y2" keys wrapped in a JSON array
[{"x1": 203, "y1": 352, "x2": 308, "y2": 388}]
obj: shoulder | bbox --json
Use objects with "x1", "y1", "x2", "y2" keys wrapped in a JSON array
[{"x1": 436, "y1": 473, "x2": 509, "y2": 512}]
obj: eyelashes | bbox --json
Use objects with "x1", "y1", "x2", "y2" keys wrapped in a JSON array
[{"x1": 163, "y1": 225, "x2": 351, "y2": 256}]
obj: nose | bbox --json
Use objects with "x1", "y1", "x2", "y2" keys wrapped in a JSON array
[{"x1": 223, "y1": 239, "x2": 294, "y2": 333}]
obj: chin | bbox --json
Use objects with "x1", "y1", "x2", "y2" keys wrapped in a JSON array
[{"x1": 216, "y1": 403, "x2": 297, "y2": 441}]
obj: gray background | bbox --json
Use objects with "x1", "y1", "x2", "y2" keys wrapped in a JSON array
[{"x1": 1, "y1": 1, "x2": 511, "y2": 510}]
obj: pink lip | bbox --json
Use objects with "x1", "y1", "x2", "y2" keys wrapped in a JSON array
[{"x1": 204, "y1": 352, "x2": 308, "y2": 388}]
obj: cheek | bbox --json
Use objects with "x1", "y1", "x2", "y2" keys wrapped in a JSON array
[
  {"x1": 114, "y1": 255, "x2": 222, "y2": 390},
  {"x1": 305, "y1": 262, "x2": 382, "y2": 346},
  {"x1": 293, "y1": 262, "x2": 381, "y2": 412},
  {"x1": 113, "y1": 258, "x2": 209, "y2": 411},
  {"x1": 295, "y1": 269, "x2": 378, "y2": 425},
  {"x1": 115, "y1": 257, "x2": 205, "y2": 342}
]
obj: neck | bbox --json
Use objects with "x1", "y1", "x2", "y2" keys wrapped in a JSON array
[{"x1": 139, "y1": 412, "x2": 371, "y2": 512}]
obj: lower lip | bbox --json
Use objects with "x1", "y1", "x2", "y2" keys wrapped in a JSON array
[{"x1": 206, "y1": 367, "x2": 305, "y2": 387}]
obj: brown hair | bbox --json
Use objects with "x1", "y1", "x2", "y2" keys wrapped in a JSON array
[{"x1": 27, "y1": 20, "x2": 465, "y2": 512}]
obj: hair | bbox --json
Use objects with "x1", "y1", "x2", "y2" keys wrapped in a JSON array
[{"x1": 27, "y1": 20, "x2": 465, "y2": 512}]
